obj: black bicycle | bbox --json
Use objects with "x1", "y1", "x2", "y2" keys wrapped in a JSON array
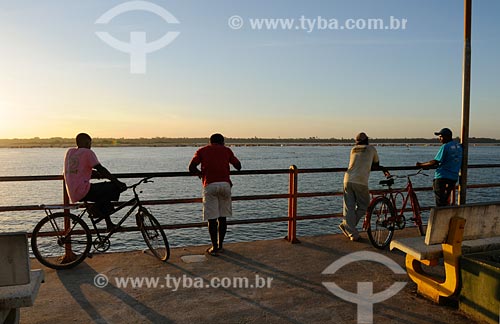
[{"x1": 31, "y1": 177, "x2": 170, "y2": 270}]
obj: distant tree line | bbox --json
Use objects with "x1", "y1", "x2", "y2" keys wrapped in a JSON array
[{"x1": 0, "y1": 136, "x2": 498, "y2": 148}]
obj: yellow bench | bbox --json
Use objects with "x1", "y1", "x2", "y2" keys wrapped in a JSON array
[{"x1": 390, "y1": 202, "x2": 500, "y2": 303}]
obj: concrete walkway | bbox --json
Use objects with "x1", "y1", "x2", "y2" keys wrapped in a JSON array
[{"x1": 23, "y1": 229, "x2": 483, "y2": 323}]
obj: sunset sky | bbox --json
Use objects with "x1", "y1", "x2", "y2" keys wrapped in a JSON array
[{"x1": 1, "y1": 0, "x2": 499, "y2": 139}]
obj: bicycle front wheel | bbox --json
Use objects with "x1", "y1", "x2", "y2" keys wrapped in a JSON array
[
  {"x1": 31, "y1": 212, "x2": 92, "y2": 270},
  {"x1": 410, "y1": 191, "x2": 426, "y2": 236},
  {"x1": 366, "y1": 197, "x2": 396, "y2": 249},
  {"x1": 137, "y1": 207, "x2": 170, "y2": 261}
]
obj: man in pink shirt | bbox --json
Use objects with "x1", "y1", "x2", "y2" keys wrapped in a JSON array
[
  {"x1": 64, "y1": 133, "x2": 126, "y2": 230},
  {"x1": 189, "y1": 133, "x2": 241, "y2": 256}
]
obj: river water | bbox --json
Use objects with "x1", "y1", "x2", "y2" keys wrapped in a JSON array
[{"x1": 0, "y1": 145, "x2": 499, "y2": 251}]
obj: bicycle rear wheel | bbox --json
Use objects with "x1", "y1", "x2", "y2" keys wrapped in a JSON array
[
  {"x1": 31, "y1": 212, "x2": 92, "y2": 270},
  {"x1": 366, "y1": 197, "x2": 396, "y2": 249},
  {"x1": 410, "y1": 191, "x2": 426, "y2": 236},
  {"x1": 137, "y1": 207, "x2": 170, "y2": 261}
]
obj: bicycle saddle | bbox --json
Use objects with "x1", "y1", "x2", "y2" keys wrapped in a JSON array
[{"x1": 379, "y1": 178, "x2": 394, "y2": 186}]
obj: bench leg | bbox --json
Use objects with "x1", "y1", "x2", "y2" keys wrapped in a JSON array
[
  {"x1": 406, "y1": 245, "x2": 460, "y2": 303},
  {"x1": 405, "y1": 217, "x2": 465, "y2": 303}
]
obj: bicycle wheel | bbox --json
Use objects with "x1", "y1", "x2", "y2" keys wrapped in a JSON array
[
  {"x1": 410, "y1": 191, "x2": 426, "y2": 236},
  {"x1": 137, "y1": 207, "x2": 170, "y2": 261},
  {"x1": 366, "y1": 197, "x2": 396, "y2": 249},
  {"x1": 31, "y1": 212, "x2": 92, "y2": 270}
]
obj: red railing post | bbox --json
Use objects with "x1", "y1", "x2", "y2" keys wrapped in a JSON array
[
  {"x1": 62, "y1": 179, "x2": 77, "y2": 262},
  {"x1": 285, "y1": 165, "x2": 300, "y2": 243}
]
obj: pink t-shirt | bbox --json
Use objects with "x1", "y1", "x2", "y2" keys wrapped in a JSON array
[{"x1": 63, "y1": 148, "x2": 99, "y2": 202}]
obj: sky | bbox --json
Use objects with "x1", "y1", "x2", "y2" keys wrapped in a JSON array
[{"x1": 0, "y1": 0, "x2": 499, "y2": 139}]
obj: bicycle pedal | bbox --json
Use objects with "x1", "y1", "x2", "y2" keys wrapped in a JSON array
[{"x1": 87, "y1": 253, "x2": 93, "y2": 259}]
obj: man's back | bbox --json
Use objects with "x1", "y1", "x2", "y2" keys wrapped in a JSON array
[
  {"x1": 64, "y1": 147, "x2": 99, "y2": 202},
  {"x1": 435, "y1": 141, "x2": 462, "y2": 181},
  {"x1": 344, "y1": 145, "x2": 379, "y2": 186},
  {"x1": 192, "y1": 144, "x2": 240, "y2": 186}
]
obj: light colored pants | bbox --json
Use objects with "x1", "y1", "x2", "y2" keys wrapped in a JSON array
[
  {"x1": 342, "y1": 182, "x2": 370, "y2": 238},
  {"x1": 202, "y1": 182, "x2": 232, "y2": 221}
]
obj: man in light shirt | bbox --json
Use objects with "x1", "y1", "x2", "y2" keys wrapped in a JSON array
[{"x1": 340, "y1": 132, "x2": 389, "y2": 241}]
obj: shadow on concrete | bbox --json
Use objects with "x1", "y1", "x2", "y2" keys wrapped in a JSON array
[
  {"x1": 168, "y1": 259, "x2": 307, "y2": 324},
  {"x1": 56, "y1": 262, "x2": 173, "y2": 323},
  {"x1": 219, "y1": 249, "x2": 336, "y2": 298}
]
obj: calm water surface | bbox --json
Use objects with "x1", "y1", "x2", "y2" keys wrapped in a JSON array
[{"x1": 0, "y1": 145, "x2": 499, "y2": 251}]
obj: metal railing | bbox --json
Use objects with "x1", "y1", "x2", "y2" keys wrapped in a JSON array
[{"x1": 1, "y1": 164, "x2": 500, "y2": 244}]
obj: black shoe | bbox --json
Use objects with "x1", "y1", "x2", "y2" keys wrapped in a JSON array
[
  {"x1": 106, "y1": 222, "x2": 119, "y2": 232},
  {"x1": 88, "y1": 206, "x2": 105, "y2": 222}
]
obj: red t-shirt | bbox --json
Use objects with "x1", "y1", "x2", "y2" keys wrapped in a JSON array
[{"x1": 190, "y1": 144, "x2": 240, "y2": 187}]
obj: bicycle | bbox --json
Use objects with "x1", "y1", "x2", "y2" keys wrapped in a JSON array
[
  {"x1": 31, "y1": 177, "x2": 170, "y2": 269},
  {"x1": 363, "y1": 169, "x2": 428, "y2": 249}
]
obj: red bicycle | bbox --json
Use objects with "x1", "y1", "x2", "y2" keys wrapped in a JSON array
[{"x1": 363, "y1": 169, "x2": 427, "y2": 249}]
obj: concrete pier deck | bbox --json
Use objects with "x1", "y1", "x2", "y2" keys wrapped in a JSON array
[{"x1": 23, "y1": 230, "x2": 483, "y2": 323}]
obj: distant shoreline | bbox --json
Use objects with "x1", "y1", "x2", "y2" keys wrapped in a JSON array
[{"x1": 0, "y1": 137, "x2": 499, "y2": 148}]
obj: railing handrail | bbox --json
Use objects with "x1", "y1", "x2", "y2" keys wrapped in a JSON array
[
  {"x1": 0, "y1": 169, "x2": 290, "y2": 182},
  {"x1": 1, "y1": 164, "x2": 500, "y2": 213},
  {"x1": 1, "y1": 163, "x2": 500, "y2": 182},
  {"x1": 2, "y1": 164, "x2": 500, "y2": 246}
]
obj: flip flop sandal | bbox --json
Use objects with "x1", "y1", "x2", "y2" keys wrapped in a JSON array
[{"x1": 205, "y1": 247, "x2": 218, "y2": 256}]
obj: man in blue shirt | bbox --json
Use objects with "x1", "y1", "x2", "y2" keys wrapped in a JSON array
[{"x1": 416, "y1": 128, "x2": 463, "y2": 206}]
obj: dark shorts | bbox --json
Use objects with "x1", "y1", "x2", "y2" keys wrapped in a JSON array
[
  {"x1": 433, "y1": 178, "x2": 457, "y2": 207},
  {"x1": 82, "y1": 182, "x2": 122, "y2": 216},
  {"x1": 84, "y1": 182, "x2": 121, "y2": 202}
]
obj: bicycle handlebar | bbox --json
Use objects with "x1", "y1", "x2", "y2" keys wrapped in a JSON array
[
  {"x1": 388, "y1": 169, "x2": 428, "y2": 179},
  {"x1": 127, "y1": 177, "x2": 154, "y2": 190}
]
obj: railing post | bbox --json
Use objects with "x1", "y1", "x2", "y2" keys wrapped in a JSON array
[
  {"x1": 458, "y1": 0, "x2": 472, "y2": 205},
  {"x1": 285, "y1": 165, "x2": 300, "y2": 243},
  {"x1": 62, "y1": 179, "x2": 77, "y2": 262}
]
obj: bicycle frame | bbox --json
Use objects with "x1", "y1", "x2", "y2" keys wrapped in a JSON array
[
  {"x1": 386, "y1": 177, "x2": 420, "y2": 223},
  {"x1": 361, "y1": 170, "x2": 429, "y2": 249},
  {"x1": 363, "y1": 171, "x2": 424, "y2": 231},
  {"x1": 89, "y1": 195, "x2": 141, "y2": 241}
]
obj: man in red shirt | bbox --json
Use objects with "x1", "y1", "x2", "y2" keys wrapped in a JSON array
[{"x1": 189, "y1": 133, "x2": 241, "y2": 256}]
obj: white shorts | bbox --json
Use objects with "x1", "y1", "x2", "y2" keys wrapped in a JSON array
[{"x1": 202, "y1": 182, "x2": 232, "y2": 221}]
